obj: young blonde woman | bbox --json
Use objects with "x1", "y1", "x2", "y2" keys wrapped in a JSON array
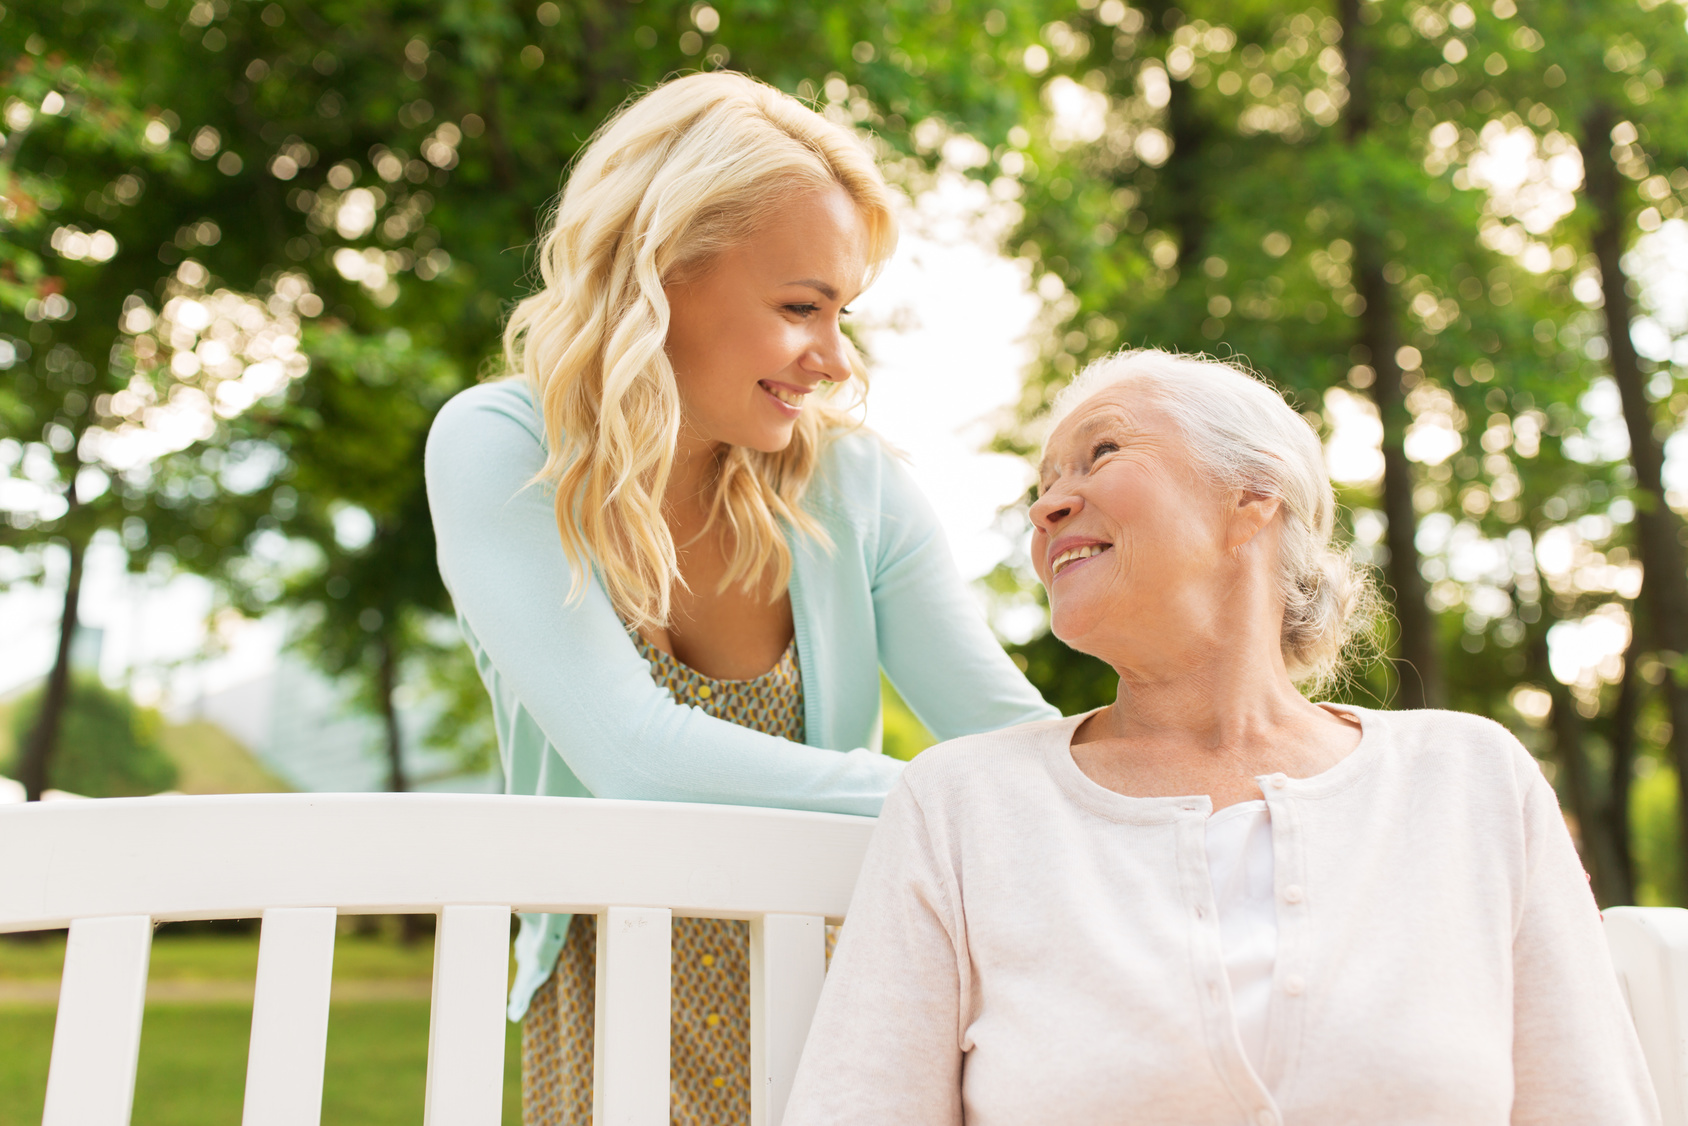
[{"x1": 424, "y1": 72, "x2": 1056, "y2": 1123}]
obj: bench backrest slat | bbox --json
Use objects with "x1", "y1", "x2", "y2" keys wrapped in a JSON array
[
  {"x1": 1604, "y1": 906, "x2": 1688, "y2": 1124},
  {"x1": 750, "y1": 914, "x2": 828, "y2": 1126},
  {"x1": 43, "y1": 914, "x2": 153, "y2": 1126},
  {"x1": 424, "y1": 905, "x2": 515, "y2": 1126},
  {"x1": 593, "y1": 907, "x2": 673, "y2": 1126},
  {"x1": 242, "y1": 907, "x2": 337, "y2": 1126}
]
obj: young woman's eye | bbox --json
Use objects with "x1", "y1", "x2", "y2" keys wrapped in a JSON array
[
  {"x1": 840, "y1": 305, "x2": 854, "y2": 317},
  {"x1": 785, "y1": 303, "x2": 820, "y2": 317}
]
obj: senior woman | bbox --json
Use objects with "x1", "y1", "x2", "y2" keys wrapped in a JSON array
[{"x1": 784, "y1": 349, "x2": 1659, "y2": 1124}]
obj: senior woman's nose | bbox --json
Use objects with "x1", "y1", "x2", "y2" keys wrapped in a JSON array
[{"x1": 1030, "y1": 486, "x2": 1080, "y2": 530}]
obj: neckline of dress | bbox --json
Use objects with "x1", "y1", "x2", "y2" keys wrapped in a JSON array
[
  {"x1": 630, "y1": 630, "x2": 799, "y2": 687},
  {"x1": 1041, "y1": 703, "x2": 1381, "y2": 824}
]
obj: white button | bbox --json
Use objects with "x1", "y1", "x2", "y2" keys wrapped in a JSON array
[
  {"x1": 1284, "y1": 975, "x2": 1306, "y2": 996},
  {"x1": 1283, "y1": 884, "x2": 1305, "y2": 904},
  {"x1": 1269, "y1": 773, "x2": 1289, "y2": 789},
  {"x1": 1257, "y1": 1110, "x2": 1277, "y2": 1126}
]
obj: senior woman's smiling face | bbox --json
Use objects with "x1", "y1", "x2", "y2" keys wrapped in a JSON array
[{"x1": 1030, "y1": 382, "x2": 1255, "y2": 668}]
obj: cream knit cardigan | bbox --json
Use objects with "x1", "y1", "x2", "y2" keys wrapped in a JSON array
[{"x1": 785, "y1": 705, "x2": 1660, "y2": 1125}]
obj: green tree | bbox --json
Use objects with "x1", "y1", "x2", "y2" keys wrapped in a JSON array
[
  {"x1": 990, "y1": 0, "x2": 1685, "y2": 905},
  {"x1": 1526, "y1": 0, "x2": 1688, "y2": 901},
  {"x1": 4, "y1": 674, "x2": 179, "y2": 796},
  {"x1": 0, "y1": 41, "x2": 270, "y2": 800},
  {"x1": 6, "y1": 0, "x2": 1053, "y2": 793}
]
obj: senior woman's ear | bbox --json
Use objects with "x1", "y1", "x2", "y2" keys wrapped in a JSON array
[{"x1": 1225, "y1": 490, "x2": 1283, "y2": 552}]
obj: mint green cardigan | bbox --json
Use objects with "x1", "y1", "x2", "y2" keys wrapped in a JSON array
[{"x1": 424, "y1": 381, "x2": 1058, "y2": 1019}]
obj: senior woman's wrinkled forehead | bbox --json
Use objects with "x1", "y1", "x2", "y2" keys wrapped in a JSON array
[
  {"x1": 1037, "y1": 378, "x2": 1176, "y2": 482},
  {"x1": 1043, "y1": 347, "x2": 1335, "y2": 535}
]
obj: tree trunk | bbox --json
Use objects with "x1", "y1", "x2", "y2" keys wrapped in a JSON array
[
  {"x1": 1580, "y1": 101, "x2": 1688, "y2": 884},
  {"x1": 1532, "y1": 635, "x2": 1629, "y2": 904},
  {"x1": 1356, "y1": 248, "x2": 1444, "y2": 709},
  {"x1": 19, "y1": 535, "x2": 87, "y2": 801},
  {"x1": 1338, "y1": 0, "x2": 1444, "y2": 709},
  {"x1": 1159, "y1": 8, "x2": 1212, "y2": 275},
  {"x1": 1605, "y1": 632, "x2": 1641, "y2": 903},
  {"x1": 376, "y1": 629, "x2": 427, "y2": 943},
  {"x1": 376, "y1": 632, "x2": 409, "y2": 794}
]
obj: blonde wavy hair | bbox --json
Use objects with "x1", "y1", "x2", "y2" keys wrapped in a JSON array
[{"x1": 503, "y1": 72, "x2": 898, "y2": 632}]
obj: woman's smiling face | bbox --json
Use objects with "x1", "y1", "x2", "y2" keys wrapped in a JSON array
[
  {"x1": 1030, "y1": 382, "x2": 1242, "y2": 669},
  {"x1": 663, "y1": 183, "x2": 870, "y2": 455}
]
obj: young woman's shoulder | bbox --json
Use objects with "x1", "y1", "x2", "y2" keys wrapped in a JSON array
[
  {"x1": 430, "y1": 377, "x2": 544, "y2": 452},
  {"x1": 813, "y1": 424, "x2": 893, "y2": 486},
  {"x1": 807, "y1": 425, "x2": 921, "y2": 524}
]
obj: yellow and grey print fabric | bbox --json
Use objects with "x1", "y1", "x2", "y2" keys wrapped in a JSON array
[{"x1": 521, "y1": 633, "x2": 805, "y2": 1125}]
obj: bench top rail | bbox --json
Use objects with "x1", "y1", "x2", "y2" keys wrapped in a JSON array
[{"x1": 0, "y1": 792, "x2": 877, "y2": 932}]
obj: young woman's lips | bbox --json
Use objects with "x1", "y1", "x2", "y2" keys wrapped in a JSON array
[{"x1": 759, "y1": 380, "x2": 807, "y2": 418}]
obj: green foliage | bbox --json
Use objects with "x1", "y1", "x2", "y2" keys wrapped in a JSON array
[
  {"x1": 3, "y1": 675, "x2": 177, "y2": 796},
  {"x1": 2, "y1": 0, "x2": 1055, "y2": 789},
  {"x1": 980, "y1": 0, "x2": 1688, "y2": 902},
  {"x1": 0, "y1": 1003, "x2": 523, "y2": 1126},
  {"x1": 0, "y1": 928, "x2": 516, "y2": 1123},
  {"x1": 5, "y1": 0, "x2": 1686, "y2": 899},
  {"x1": 1633, "y1": 760, "x2": 1682, "y2": 907},
  {"x1": 881, "y1": 674, "x2": 937, "y2": 761},
  {"x1": 159, "y1": 720, "x2": 291, "y2": 795},
  {"x1": 418, "y1": 629, "x2": 501, "y2": 779}
]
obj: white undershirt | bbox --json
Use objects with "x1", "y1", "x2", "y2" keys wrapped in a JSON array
[{"x1": 1204, "y1": 799, "x2": 1278, "y2": 1075}]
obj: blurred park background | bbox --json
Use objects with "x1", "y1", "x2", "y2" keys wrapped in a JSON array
[{"x1": 2, "y1": 0, "x2": 1687, "y2": 1118}]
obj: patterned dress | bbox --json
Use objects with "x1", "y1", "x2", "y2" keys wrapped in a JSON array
[{"x1": 521, "y1": 632, "x2": 810, "y2": 1125}]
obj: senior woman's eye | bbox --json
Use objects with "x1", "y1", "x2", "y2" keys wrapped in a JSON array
[{"x1": 1091, "y1": 440, "x2": 1120, "y2": 461}]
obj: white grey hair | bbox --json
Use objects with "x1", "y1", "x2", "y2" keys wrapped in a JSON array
[{"x1": 1047, "y1": 348, "x2": 1375, "y2": 690}]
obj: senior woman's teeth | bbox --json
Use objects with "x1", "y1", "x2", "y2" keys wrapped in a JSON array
[{"x1": 1052, "y1": 543, "x2": 1110, "y2": 574}]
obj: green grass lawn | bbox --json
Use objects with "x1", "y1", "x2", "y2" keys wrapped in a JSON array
[
  {"x1": 0, "y1": 1002, "x2": 523, "y2": 1125},
  {"x1": 0, "y1": 930, "x2": 443, "y2": 982},
  {"x1": 0, "y1": 928, "x2": 524, "y2": 1125}
]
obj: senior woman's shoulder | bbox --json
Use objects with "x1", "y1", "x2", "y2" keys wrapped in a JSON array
[
  {"x1": 898, "y1": 715, "x2": 1083, "y2": 799},
  {"x1": 1340, "y1": 703, "x2": 1542, "y2": 785}
]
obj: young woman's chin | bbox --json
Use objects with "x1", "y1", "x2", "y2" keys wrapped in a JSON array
[
  {"x1": 721, "y1": 421, "x2": 799, "y2": 456},
  {"x1": 730, "y1": 400, "x2": 804, "y2": 452}
]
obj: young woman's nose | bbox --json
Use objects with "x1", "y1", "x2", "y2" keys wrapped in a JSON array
[{"x1": 800, "y1": 320, "x2": 851, "y2": 383}]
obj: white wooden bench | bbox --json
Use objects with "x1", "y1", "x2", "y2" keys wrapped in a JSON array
[
  {"x1": 0, "y1": 792, "x2": 875, "y2": 1126},
  {"x1": 1606, "y1": 906, "x2": 1688, "y2": 1124},
  {"x1": 6, "y1": 794, "x2": 1688, "y2": 1125}
]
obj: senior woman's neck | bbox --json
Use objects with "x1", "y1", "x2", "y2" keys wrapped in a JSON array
[{"x1": 1073, "y1": 629, "x2": 1360, "y2": 807}]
